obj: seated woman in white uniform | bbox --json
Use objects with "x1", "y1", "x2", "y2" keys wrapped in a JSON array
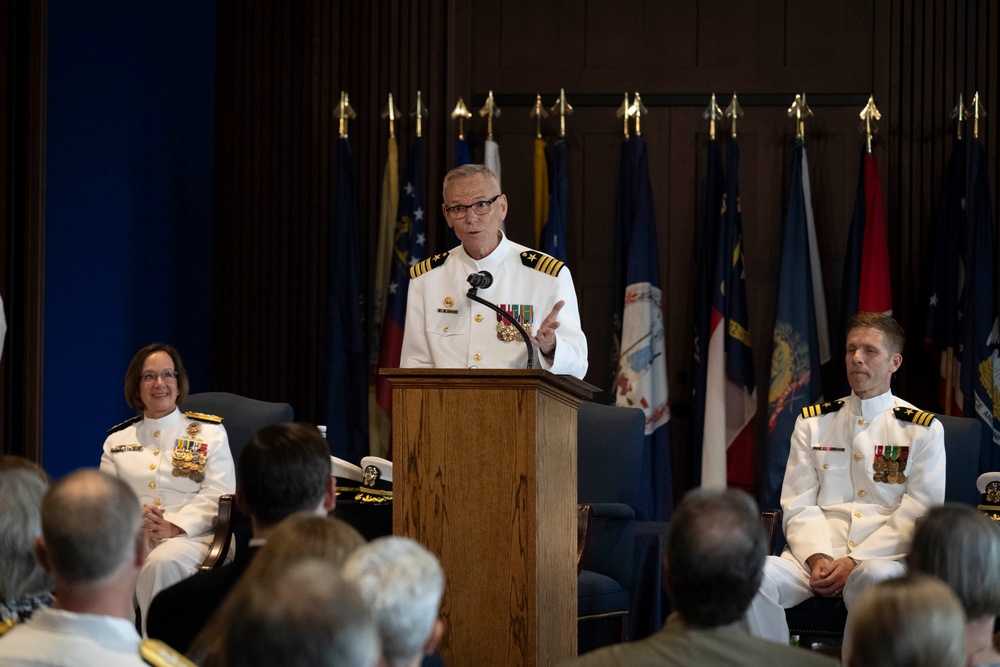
[{"x1": 101, "y1": 343, "x2": 235, "y2": 635}]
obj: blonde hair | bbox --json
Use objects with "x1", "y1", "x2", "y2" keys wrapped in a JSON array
[
  {"x1": 189, "y1": 514, "x2": 365, "y2": 666},
  {"x1": 848, "y1": 574, "x2": 965, "y2": 667}
]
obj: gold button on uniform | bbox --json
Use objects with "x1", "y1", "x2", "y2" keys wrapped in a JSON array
[
  {"x1": 475, "y1": 314, "x2": 483, "y2": 323},
  {"x1": 154, "y1": 498, "x2": 162, "y2": 506},
  {"x1": 149, "y1": 482, "x2": 156, "y2": 489},
  {"x1": 854, "y1": 453, "x2": 862, "y2": 461},
  {"x1": 153, "y1": 449, "x2": 160, "y2": 455},
  {"x1": 443, "y1": 327, "x2": 449, "y2": 333},
  {"x1": 858, "y1": 490, "x2": 866, "y2": 498},
  {"x1": 823, "y1": 463, "x2": 829, "y2": 469},
  {"x1": 858, "y1": 419, "x2": 866, "y2": 426},
  {"x1": 854, "y1": 511, "x2": 861, "y2": 518},
  {"x1": 849, "y1": 540, "x2": 856, "y2": 548},
  {"x1": 149, "y1": 464, "x2": 156, "y2": 470},
  {"x1": 474, "y1": 353, "x2": 482, "y2": 362}
]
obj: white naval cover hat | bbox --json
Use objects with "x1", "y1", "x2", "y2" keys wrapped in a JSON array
[
  {"x1": 331, "y1": 456, "x2": 363, "y2": 483},
  {"x1": 360, "y1": 456, "x2": 393, "y2": 487}
]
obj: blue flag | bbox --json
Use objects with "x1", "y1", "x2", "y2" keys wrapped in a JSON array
[
  {"x1": 613, "y1": 136, "x2": 674, "y2": 521},
  {"x1": 445, "y1": 138, "x2": 471, "y2": 249},
  {"x1": 765, "y1": 139, "x2": 824, "y2": 512},
  {"x1": 541, "y1": 139, "x2": 568, "y2": 262},
  {"x1": 964, "y1": 140, "x2": 1000, "y2": 469},
  {"x1": 610, "y1": 140, "x2": 636, "y2": 387},
  {"x1": 325, "y1": 137, "x2": 369, "y2": 461},
  {"x1": 691, "y1": 138, "x2": 725, "y2": 485}
]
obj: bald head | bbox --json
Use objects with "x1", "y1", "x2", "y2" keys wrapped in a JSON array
[{"x1": 41, "y1": 469, "x2": 143, "y2": 582}]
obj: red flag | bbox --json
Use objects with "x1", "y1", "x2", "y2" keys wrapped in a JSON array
[{"x1": 858, "y1": 155, "x2": 892, "y2": 314}]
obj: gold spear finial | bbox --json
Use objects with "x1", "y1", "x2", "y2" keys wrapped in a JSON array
[
  {"x1": 479, "y1": 90, "x2": 502, "y2": 140},
  {"x1": 787, "y1": 93, "x2": 813, "y2": 139},
  {"x1": 334, "y1": 91, "x2": 357, "y2": 138},
  {"x1": 529, "y1": 94, "x2": 549, "y2": 139},
  {"x1": 451, "y1": 96, "x2": 472, "y2": 140},
  {"x1": 550, "y1": 88, "x2": 573, "y2": 138},
  {"x1": 703, "y1": 93, "x2": 723, "y2": 140},
  {"x1": 952, "y1": 94, "x2": 969, "y2": 140},
  {"x1": 971, "y1": 91, "x2": 987, "y2": 140},
  {"x1": 615, "y1": 92, "x2": 631, "y2": 139},
  {"x1": 629, "y1": 92, "x2": 648, "y2": 136},
  {"x1": 858, "y1": 95, "x2": 881, "y2": 154},
  {"x1": 411, "y1": 90, "x2": 429, "y2": 138},
  {"x1": 725, "y1": 92, "x2": 744, "y2": 139},
  {"x1": 381, "y1": 93, "x2": 402, "y2": 139}
]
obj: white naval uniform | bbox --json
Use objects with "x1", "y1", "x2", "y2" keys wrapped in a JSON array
[
  {"x1": 0, "y1": 608, "x2": 147, "y2": 666},
  {"x1": 400, "y1": 233, "x2": 588, "y2": 379},
  {"x1": 746, "y1": 390, "x2": 945, "y2": 644},
  {"x1": 100, "y1": 407, "x2": 235, "y2": 635}
]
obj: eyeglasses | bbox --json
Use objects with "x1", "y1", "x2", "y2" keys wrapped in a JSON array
[
  {"x1": 141, "y1": 371, "x2": 179, "y2": 384},
  {"x1": 444, "y1": 194, "x2": 501, "y2": 219}
]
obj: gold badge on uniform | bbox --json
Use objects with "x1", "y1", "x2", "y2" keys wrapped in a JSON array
[
  {"x1": 873, "y1": 445, "x2": 909, "y2": 484},
  {"x1": 443, "y1": 296, "x2": 455, "y2": 309},
  {"x1": 496, "y1": 304, "x2": 534, "y2": 342},
  {"x1": 172, "y1": 439, "x2": 209, "y2": 483},
  {"x1": 187, "y1": 422, "x2": 201, "y2": 436}
]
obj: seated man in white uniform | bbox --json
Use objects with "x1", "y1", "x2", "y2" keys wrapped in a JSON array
[
  {"x1": 400, "y1": 164, "x2": 588, "y2": 380},
  {"x1": 746, "y1": 312, "x2": 945, "y2": 647}
]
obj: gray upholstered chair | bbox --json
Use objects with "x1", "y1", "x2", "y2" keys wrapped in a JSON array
[
  {"x1": 576, "y1": 401, "x2": 645, "y2": 645},
  {"x1": 182, "y1": 391, "x2": 294, "y2": 570}
]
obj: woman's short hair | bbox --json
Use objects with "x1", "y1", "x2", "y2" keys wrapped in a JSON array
[
  {"x1": 910, "y1": 503, "x2": 1000, "y2": 618},
  {"x1": 123, "y1": 342, "x2": 190, "y2": 411},
  {"x1": 848, "y1": 573, "x2": 966, "y2": 667},
  {"x1": 0, "y1": 468, "x2": 53, "y2": 599}
]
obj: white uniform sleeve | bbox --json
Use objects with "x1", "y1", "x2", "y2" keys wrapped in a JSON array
[
  {"x1": 781, "y1": 415, "x2": 834, "y2": 563},
  {"x1": 542, "y1": 266, "x2": 588, "y2": 379}
]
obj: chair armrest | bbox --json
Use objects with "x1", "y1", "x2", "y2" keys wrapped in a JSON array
[
  {"x1": 760, "y1": 509, "x2": 782, "y2": 556},
  {"x1": 579, "y1": 502, "x2": 636, "y2": 587},
  {"x1": 199, "y1": 493, "x2": 234, "y2": 572},
  {"x1": 588, "y1": 502, "x2": 636, "y2": 521}
]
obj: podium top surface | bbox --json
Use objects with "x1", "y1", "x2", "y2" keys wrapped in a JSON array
[{"x1": 379, "y1": 367, "x2": 599, "y2": 401}]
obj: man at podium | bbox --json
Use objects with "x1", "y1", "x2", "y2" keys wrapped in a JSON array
[{"x1": 401, "y1": 164, "x2": 588, "y2": 379}]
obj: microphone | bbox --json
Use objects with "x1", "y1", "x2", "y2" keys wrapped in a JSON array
[
  {"x1": 465, "y1": 272, "x2": 535, "y2": 370},
  {"x1": 467, "y1": 271, "x2": 493, "y2": 289}
]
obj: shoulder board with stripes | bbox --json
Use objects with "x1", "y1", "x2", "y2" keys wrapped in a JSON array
[
  {"x1": 520, "y1": 251, "x2": 565, "y2": 276},
  {"x1": 409, "y1": 252, "x2": 449, "y2": 279},
  {"x1": 801, "y1": 400, "x2": 846, "y2": 418},
  {"x1": 185, "y1": 411, "x2": 224, "y2": 424},
  {"x1": 107, "y1": 414, "x2": 142, "y2": 435},
  {"x1": 893, "y1": 407, "x2": 937, "y2": 426}
]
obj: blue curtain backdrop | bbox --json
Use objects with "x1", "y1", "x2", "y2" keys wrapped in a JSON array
[{"x1": 45, "y1": 1, "x2": 216, "y2": 478}]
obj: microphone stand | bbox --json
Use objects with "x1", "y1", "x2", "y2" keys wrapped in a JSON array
[{"x1": 466, "y1": 287, "x2": 535, "y2": 370}]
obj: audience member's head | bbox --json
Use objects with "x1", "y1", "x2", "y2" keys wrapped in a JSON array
[
  {"x1": 909, "y1": 503, "x2": 1000, "y2": 664},
  {"x1": 0, "y1": 468, "x2": 53, "y2": 603},
  {"x1": 847, "y1": 573, "x2": 965, "y2": 667},
  {"x1": 237, "y1": 422, "x2": 335, "y2": 530},
  {"x1": 191, "y1": 514, "x2": 365, "y2": 666},
  {"x1": 223, "y1": 559, "x2": 380, "y2": 667},
  {"x1": 37, "y1": 469, "x2": 144, "y2": 584},
  {"x1": 0, "y1": 455, "x2": 51, "y2": 484},
  {"x1": 342, "y1": 537, "x2": 445, "y2": 667},
  {"x1": 665, "y1": 488, "x2": 766, "y2": 628}
]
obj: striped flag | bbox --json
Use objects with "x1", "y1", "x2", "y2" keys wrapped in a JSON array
[
  {"x1": 765, "y1": 139, "x2": 827, "y2": 511},
  {"x1": 701, "y1": 137, "x2": 757, "y2": 491},
  {"x1": 613, "y1": 135, "x2": 674, "y2": 521}
]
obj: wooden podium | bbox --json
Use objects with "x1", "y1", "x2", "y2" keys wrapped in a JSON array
[{"x1": 381, "y1": 368, "x2": 595, "y2": 666}]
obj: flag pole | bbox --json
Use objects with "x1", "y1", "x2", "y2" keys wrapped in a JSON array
[
  {"x1": 479, "y1": 90, "x2": 501, "y2": 140},
  {"x1": 787, "y1": 93, "x2": 813, "y2": 140},
  {"x1": 382, "y1": 93, "x2": 401, "y2": 139},
  {"x1": 529, "y1": 94, "x2": 548, "y2": 139},
  {"x1": 971, "y1": 91, "x2": 987, "y2": 140},
  {"x1": 859, "y1": 95, "x2": 881, "y2": 154},
  {"x1": 952, "y1": 94, "x2": 968, "y2": 141},
  {"x1": 703, "y1": 93, "x2": 722, "y2": 140},
  {"x1": 550, "y1": 88, "x2": 573, "y2": 138},
  {"x1": 630, "y1": 92, "x2": 648, "y2": 136},
  {"x1": 615, "y1": 92, "x2": 631, "y2": 138},
  {"x1": 334, "y1": 91, "x2": 357, "y2": 138},
  {"x1": 725, "y1": 92, "x2": 744, "y2": 139},
  {"x1": 450, "y1": 96, "x2": 471, "y2": 140},
  {"x1": 412, "y1": 90, "x2": 428, "y2": 138}
]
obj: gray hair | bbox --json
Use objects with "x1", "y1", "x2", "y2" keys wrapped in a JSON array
[
  {"x1": 41, "y1": 469, "x2": 143, "y2": 582},
  {"x1": 442, "y1": 164, "x2": 499, "y2": 198},
  {"x1": 342, "y1": 536, "x2": 444, "y2": 667},
  {"x1": 0, "y1": 469, "x2": 54, "y2": 599},
  {"x1": 910, "y1": 503, "x2": 1000, "y2": 617},
  {"x1": 848, "y1": 574, "x2": 966, "y2": 667},
  {"x1": 224, "y1": 559, "x2": 380, "y2": 667}
]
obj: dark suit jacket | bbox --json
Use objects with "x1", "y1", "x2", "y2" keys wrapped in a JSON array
[{"x1": 146, "y1": 545, "x2": 260, "y2": 653}]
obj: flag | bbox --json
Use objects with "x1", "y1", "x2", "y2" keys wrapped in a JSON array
[
  {"x1": 925, "y1": 140, "x2": 966, "y2": 414},
  {"x1": 445, "y1": 137, "x2": 471, "y2": 249},
  {"x1": 701, "y1": 137, "x2": 757, "y2": 491},
  {"x1": 533, "y1": 137, "x2": 549, "y2": 247},
  {"x1": 609, "y1": 140, "x2": 635, "y2": 388},
  {"x1": 325, "y1": 136, "x2": 369, "y2": 462},
  {"x1": 540, "y1": 138, "x2": 568, "y2": 262},
  {"x1": 484, "y1": 138, "x2": 505, "y2": 234},
  {"x1": 836, "y1": 149, "x2": 892, "y2": 395},
  {"x1": 368, "y1": 135, "x2": 399, "y2": 458},
  {"x1": 802, "y1": 148, "x2": 831, "y2": 366},
  {"x1": 691, "y1": 137, "x2": 725, "y2": 485},
  {"x1": 765, "y1": 139, "x2": 826, "y2": 511},
  {"x1": 375, "y1": 137, "x2": 427, "y2": 458},
  {"x1": 613, "y1": 136, "x2": 674, "y2": 521},
  {"x1": 963, "y1": 140, "x2": 999, "y2": 469}
]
